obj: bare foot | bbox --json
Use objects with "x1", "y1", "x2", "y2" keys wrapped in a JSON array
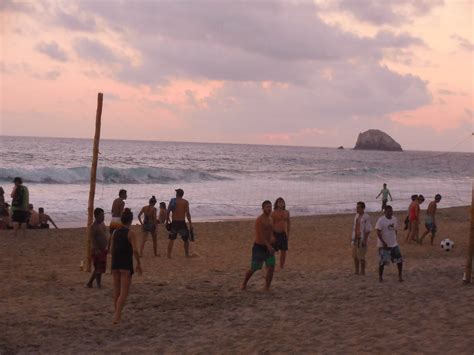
[
  {"x1": 379, "y1": 278, "x2": 383, "y2": 283},
  {"x1": 112, "y1": 317, "x2": 121, "y2": 324},
  {"x1": 398, "y1": 277, "x2": 404, "y2": 282},
  {"x1": 240, "y1": 284, "x2": 247, "y2": 291},
  {"x1": 360, "y1": 272, "x2": 365, "y2": 276},
  {"x1": 354, "y1": 271, "x2": 360, "y2": 275},
  {"x1": 86, "y1": 283, "x2": 93, "y2": 288},
  {"x1": 263, "y1": 287, "x2": 271, "y2": 292}
]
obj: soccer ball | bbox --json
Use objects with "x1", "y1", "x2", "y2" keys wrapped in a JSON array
[{"x1": 440, "y1": 238, "x2": 454, "y2": 251}]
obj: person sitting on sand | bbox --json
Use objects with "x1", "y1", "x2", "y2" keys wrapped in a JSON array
[
  {"x1": 110, "y1": 189, "x2": 127, "y2": 235},
  {"x1": 419, "y1": 194, "x2": 442, "y2": 245},
  {"x1": 38, "y1": 207, "x2": 58, "y2": 229},
  {"x1": 166, "y1": 188, "x2": 193, "y2": 258},
  {"x1": 10, "y1": 177, "x2": 29, "y2": 234},
  {"x1": 86, "y1": 208, "x2": 108, "y2": 288},
  {"x1": 351, "y1": 201, "x2": 372, "y2": 276},
  {"x1": 404, "y1": 195, "x2": 418, "y2": 241},
  {"x1": 375, "y1": 205, "x2": 403, "y2": 282},
  {"x1": 111, "y1": 208, "x2": 142, "y2": 324},
  {"x1": 271, "y1": 197, "x2": 291, "y2": 270},
  {"x1": 27, "y1": 204, "x2": 40, "y2": 229},
  {"x1": 241, "y1": 200, "x2": 275, "y2": 291},
  {"x1": 158, "y1": 202, "x2": 167, "y2": 224},
  {"x1": 408, "y1": 194, "x2": 424, "y2": 242},
  {"x1": 376, "y1": 183, "x2": 392, "y2": 211},
  {"x1": 138, "y1": 196, "x2": 159, "y2": 257}
]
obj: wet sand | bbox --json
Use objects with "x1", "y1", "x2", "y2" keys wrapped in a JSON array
[{"x1": 0, "y1": 206, "x2": 473, "y2": 353}]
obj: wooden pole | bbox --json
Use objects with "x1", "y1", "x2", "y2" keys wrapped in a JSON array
[
  {"x1": 464, "y1": 180, "x2": 474, "y2": 283},
  {"x1": 86, "y1": 93, "x2": 103, "y2": 272}
]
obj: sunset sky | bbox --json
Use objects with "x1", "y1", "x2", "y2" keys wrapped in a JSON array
[{"x1": 1, "y1": 0, "x2": 472, "y2": 151}]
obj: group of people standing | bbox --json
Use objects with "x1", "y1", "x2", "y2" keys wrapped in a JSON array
[
  {"x1": 87, "y1": 187, "x2": 194, "y2": 324},
  {"x1": 0, "y1": 177, "x2": 57, "y2": 231}
]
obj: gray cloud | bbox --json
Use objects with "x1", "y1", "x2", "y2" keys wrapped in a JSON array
[
  {"x1": 451, "y1": 34, "x2": 474, "y2": 52},
  {"x1": 73, "y1": 38, "x2": 123, "y2": 64},
  {"x1": 54, "y1": 7, "x2": 97, "y2": 32},
  {"x1": 35, "y1": 41, "x2": 68, "y2": 62},
  {"x1": 337, "y1": 0, "x2": 443, "y2": 25},
  {"x1": 0, "y1": 0, "x2": 34, "y2": 13}
]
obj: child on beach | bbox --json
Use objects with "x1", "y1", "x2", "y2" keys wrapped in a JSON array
[
  {"x1": 351, "y1": 201, "x2": 372, "y2": 276},
  {"x1": 111, "y1": 208, "x2": 142, "y2": 324},
  {"x1": 158, "y1": 202, "x2": 167, "y2": 224},
  {"x1": 419, "y1": 194, "x2": 442, "y2": 245},
  {"x1": 271, "y1": 197, "x2": 290, "y2": 270},
  {"x1": 241, "y1": 200, "x2": 275, "y2": 291},
  {"x1": 86, "y1": 208, "x2": 108, "y2": 288},
  {"x1": 404, "y1": 195, "x2": 418, "y2": 240},
  {"x1": 138, "y1": 196, "x2": 159, "y2": 257},
  {"x1": 376, "y1": 205, "x2": 403, "y2": 282}
]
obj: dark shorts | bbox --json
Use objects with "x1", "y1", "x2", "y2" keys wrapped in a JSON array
[
  {"x1": 382, "y1": 199, "x2": 388, "y2": 210},
  {"x1": 168, "y1": 221, "x2": 189, "y2": 241},
  {"x1": 273, "y1": 232, "x2": 288, "y2": 251},
  {"x1": 425, "y1": 222, "x2": 437, "y2": 234},
  {"x1": 12, "y1": 210, "x2": 28, "y2": 223},
  {"x1": 379, "y1": 246, "x2": 403, "y2": 266},
  {"x1": 143, "y1": 223, "x2": 156, "y2": 233},
  {"x1": 251, "y1": 243, "x2": 276, "y2": 271}
]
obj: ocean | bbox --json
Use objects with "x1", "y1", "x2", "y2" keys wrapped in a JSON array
[{"x1": 1, "y1": 136, "x2": 472, "y2": 227}]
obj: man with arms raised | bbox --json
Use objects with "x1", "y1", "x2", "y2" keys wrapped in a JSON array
[
  {"x1": 376, "y1": 205, "x2": 403, "y2": 282},
  {"x1": 166, "y1": 188, "x2": 193, "y2": 258},
  {"x1": 110, "y1": 189, "x2": 127, "y2": 235},
  {"x1": 241, "y1": 200, "x2": 275, "y2": 291}
]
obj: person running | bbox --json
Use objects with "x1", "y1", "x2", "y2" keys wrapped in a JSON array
[
  {"x1": 404, "y1": 195, "x2": 418, "y2": 241},
  {"x1": 375, "y1": 206, "x2": 403, "y2": 282},
  {"x1": 351, "y1": 201, "x2": 372, "y2": 276},
  {"x1": 408, "y1": 194, "x2": 424, "y2": 242},
  {"x1": 419, "y1": 194, "x2": 442, "y2": 245},
  {"x1": 110, "y1": 189, "x2": 127, "y2": 235},
  {"x1": 241, "y1": 200, "x2": 276, "y2": 291},
  {"x1": 10, "y1": 177, "x2": 29, "y2": 234},
  {"x1": 166, "y1": 188, "x2": 193, "y2": 258},
  {"x1": 158, "y1": 202, "x2": 167, "y2": 224},
  {"x1": 86, "y1": 208, "x2": 108, "y2": 288},
  {"x1": 38, "y1": 208, "x2": 58, "y2": 229},
  {"x1": 271, "y1": 197, "x2": 290, "y2": 270},
  {"x1": 376, "y1": 183, "x2": 392, "y2": 211},
  {"x1": 111, "y1": 208, "x2": 142, "y2": 324},
  {"x1": 27, "y1": 204, "x2": 40, "y2": 229},
  {"x1": 138, "y1": 196, "x2": 158, "y2": 257}
]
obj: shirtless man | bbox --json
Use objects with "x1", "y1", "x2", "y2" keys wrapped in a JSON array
[
  {"x1": 110, "y1": 189, "x2": 127, "y2": 235},
  {"x1": 419, "y1": 194, "x2": 442, "y2": 245},
  {"x1": 11, "y1": 177, "x2": 29, "y2": 234},
  {"x1": 138, "y1": 196, "x2": 158, "y2": 257},
  {"x1": 376, "y1": 183, "x2": 392, "y2": 211},
  {"x1": 27, "y1": 204, "x2": 40, "y2": 228},
  {"x1": 241, "y1": 200, "x2": 275, "y2": 291},
  {"x1": 38, "y1": 208, "x2": 58, "y2": 229},
  {"x1": 86, "y1": 208, "x2": 108, "y2": 288},
  {"x1": 271, "y1": 197, "x2": 290, "y2": 270},
  {"x1": 166, "y1": 189, "x2": 193, "y2": 258}
]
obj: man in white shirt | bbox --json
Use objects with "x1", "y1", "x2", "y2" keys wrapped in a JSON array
[
  {"x1": 375, "y1": 205, "x2": 403, "y2": 282},
  {"x1": 351, "y1": 201, "x2": 372, "y2": 275}
]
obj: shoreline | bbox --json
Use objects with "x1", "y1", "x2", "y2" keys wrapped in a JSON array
[{"x1": 44, "y1": 204, "x2": 471, "y2": 230}]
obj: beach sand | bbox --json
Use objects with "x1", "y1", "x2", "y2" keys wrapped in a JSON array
[{"x1": 1, "y1": 206, "x2": 473, "y2": 353}]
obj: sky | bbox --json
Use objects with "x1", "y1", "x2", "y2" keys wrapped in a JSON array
[{"x1": 1, "y1": 0, "x2": 472, "y2": 152}]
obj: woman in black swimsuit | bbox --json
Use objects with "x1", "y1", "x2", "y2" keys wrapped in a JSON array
[
  {"x1": 138, "y1": 196, "x2": 158, "y2": 257},
  {"x1": 111, "y1": 208, "x2": 142, "y2": 324}
]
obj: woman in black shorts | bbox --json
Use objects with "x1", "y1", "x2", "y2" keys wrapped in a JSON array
[{"x1": 111, "y1": 208, "x2": 142, "y2": 324}]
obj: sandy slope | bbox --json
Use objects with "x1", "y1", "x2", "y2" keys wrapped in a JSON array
[{"x1": 0, "y1": 206, "x2": 472, "y2": 353}]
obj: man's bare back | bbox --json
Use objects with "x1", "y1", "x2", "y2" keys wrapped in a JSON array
[
  {"x1": 171, "y1": 198, "x2": 189, "y2": 221},
  {"x1": 111, "y1": 198, "x2": 125, "y2": 218}
]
